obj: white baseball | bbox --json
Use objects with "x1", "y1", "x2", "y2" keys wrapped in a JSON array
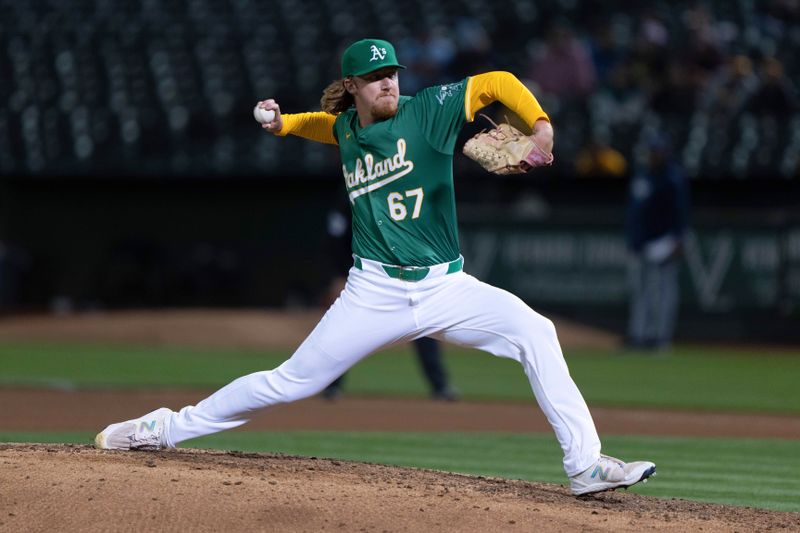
[{"x1": 253, "y1": 106, "x2": 275, "y2": 124}]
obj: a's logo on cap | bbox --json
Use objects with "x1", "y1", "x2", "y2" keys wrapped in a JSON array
[{"x1": 369, "y1": 45, "x2": 387, "y2": 61}]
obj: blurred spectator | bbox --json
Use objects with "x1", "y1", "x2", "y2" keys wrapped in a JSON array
[
  {"x1": 630, "y1": 8, "x2": 670, "y2": 94},
  {"x1": 745, "y1": 57, "x2": 799, "y2": 116},
  {"x1": 397, "y1": 28, "x2": 456, "y2": 95},
  {"x1": 587, "y1": 19, "x2": 627, "y2": 85},
  {"x1": 574, "y1": 136, "x2": 628, "y2": 178},
  {"x1": 758, "y1": 0, "x2": 800, "y2": 38},
  {"x1": 649, "y1": 60, "x2": 698, "y2": 118},
  {"x1": 700, "y1": 54, "x2": 759, "y2": 119},
  {"x1": 681, "y1": 4, "x2": 726, "y2": 87},
  {"x1": 528, "y1": 23, "x2": 597, "y2": 100},
  {"x1": 625, "y1": 135, "x2": 690, "y2": 351},
  {"x1": 590, "y1": 61, "x2": 647, "y2": 133},
  {"x1": 640, "y1": 10, "x2": 670, "y2": 51},
  {"x1": 450, "y1": 17, "x2": 496, "y2": 78}
]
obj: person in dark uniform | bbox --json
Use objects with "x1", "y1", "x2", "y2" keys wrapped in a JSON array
[{"x1": 625, "y1": 134, "x2": 690, "y2": 351}]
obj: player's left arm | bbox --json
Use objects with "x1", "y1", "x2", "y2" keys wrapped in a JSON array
[{"x1": 465, "y1": 71, "x2": 553, "y2": 153}]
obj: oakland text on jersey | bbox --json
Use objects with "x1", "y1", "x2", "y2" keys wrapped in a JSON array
[{"x1": 343, "y1": 138, "x2": 415, "y2": 202}]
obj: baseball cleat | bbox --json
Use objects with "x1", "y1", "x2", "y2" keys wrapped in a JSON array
[
  {"x1": 95, "y1": 407, "x2": 172, "y2": 451},
  {"x1": 570, "y1": 454, "x2": 656, "y2": 496}
]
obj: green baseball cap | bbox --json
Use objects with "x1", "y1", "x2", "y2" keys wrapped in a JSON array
[{"x1": 341, "y1": 38, "x2": 406, "y2": 78}]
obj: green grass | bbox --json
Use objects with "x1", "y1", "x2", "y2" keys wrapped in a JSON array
[
  {"x1": 3, "y1": 430, "x2": 798, "y2": 513},
  {"x1": 1, "y1": 341, "x2": 799, "y2": 412},
  {"x1": 0, "y1": 343, "x2": 285, "y2": 389}
]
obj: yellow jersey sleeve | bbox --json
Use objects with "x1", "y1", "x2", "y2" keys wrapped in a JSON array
[
  {"x1": 464, "y1": 71, "x2": 549, "y2": 130},
  {"x1": 276, "y1": 112, "x2": 338, "y2": 145}
]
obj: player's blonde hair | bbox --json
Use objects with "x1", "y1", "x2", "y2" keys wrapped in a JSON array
[{"x1": 321, "y1": 78, "x2": 354, "y2": 114}]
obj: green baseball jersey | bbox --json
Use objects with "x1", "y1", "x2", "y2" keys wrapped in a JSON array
[{"x1": 333, "y1": 79, "x2": 468, "y2": 266}]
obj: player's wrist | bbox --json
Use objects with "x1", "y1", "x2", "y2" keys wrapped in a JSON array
[{"x1": 531, "y1": 120, "x2": 553, "y2": 153}]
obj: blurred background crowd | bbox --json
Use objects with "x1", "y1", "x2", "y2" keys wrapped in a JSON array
[
  {"x1": 1, "y1": 0, "x2": 798, "y2": 343},
  {"x1": 0, "y1": 0, "x2": 798, "y2": 178}
]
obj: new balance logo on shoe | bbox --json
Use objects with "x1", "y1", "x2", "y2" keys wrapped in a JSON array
[
  {"x1": 139, "y1": 419, "x2": 158, "y2": 432},
  {"x1": 591, "y1": 465, "x2": 611, "y2": 481}
]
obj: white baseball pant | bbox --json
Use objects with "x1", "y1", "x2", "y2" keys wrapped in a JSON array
[{"x1": 162, "y1": 257, "x2": 602, "y2": 476}]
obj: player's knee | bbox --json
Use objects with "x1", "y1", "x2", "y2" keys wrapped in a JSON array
[
  {"x1": 514, "y1": 310, "x2": 558, "y2": 345},
  {"x1": 539, "y1": 316, "x2": 558, "y2": 338},
  {"x1": 266, "y1": 346, "x2": 350, "y2": 402},
  {"x1": 259, "y1": 367, "x2": 327, "y2": 403}
]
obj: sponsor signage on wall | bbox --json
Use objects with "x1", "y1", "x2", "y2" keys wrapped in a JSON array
[{"x1": 460, "y1": 225, "x2": 799, "y2": 313}]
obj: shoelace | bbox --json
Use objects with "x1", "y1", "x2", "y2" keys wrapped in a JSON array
[{"x1": 599, "y1": 454, "x2": 626, "y2": 468}]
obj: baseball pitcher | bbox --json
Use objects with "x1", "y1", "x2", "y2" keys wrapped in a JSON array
[{"x1": 96, "y1": 38, "x2": 656, "y2": 496}]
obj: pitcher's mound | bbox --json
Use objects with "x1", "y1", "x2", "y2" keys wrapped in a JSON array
[{"x1": 2, "y1": 444, "x2": 796, "y2": 532}]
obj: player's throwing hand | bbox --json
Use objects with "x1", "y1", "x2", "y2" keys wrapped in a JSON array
[{"x1": 256, "y1": 99, "x2": 282, "y2": 132}]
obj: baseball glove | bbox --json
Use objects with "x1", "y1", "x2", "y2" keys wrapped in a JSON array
[{"x1": 463, "y1": 115, "x2": 554, "y2": 174}]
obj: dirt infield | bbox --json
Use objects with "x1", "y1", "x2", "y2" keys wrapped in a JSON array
[
  {"x1": 3, "y1": 388, "x2": 800, "y2": 439},
  {"x1": 2, "y1": 444, "x2": 798, "y2": 533},
  {"x1": 0, "y1": 309, "x2": 620, "y2": 349}
]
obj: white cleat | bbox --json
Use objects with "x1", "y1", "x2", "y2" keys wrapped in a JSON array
[
  {"x1": 94, "y1": 407, "x2": 173, "y2": 451},
  {"x1": 570, "y1": 454, "x2": 656, "y2": 496}
]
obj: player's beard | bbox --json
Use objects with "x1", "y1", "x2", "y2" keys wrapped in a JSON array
[{"x1": 371, "y1": 94, "x2": 398, "y2": 121}]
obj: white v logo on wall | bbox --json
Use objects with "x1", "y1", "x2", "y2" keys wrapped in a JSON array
[
  {"x1": 370, "y1": 45, "x2": 387, "y2": 61},
  {"x1": 684, "y1": 231, "x2": 734, "y2": 310}
]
